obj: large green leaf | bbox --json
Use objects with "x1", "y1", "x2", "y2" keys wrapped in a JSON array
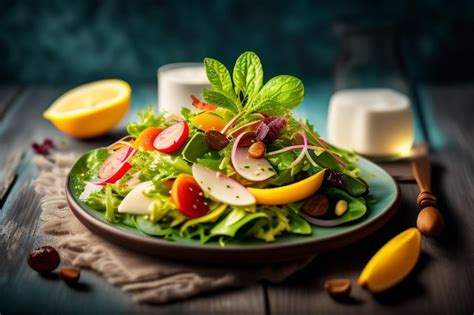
[
  {"x1": 204, "y1": 57, "x2": 237, "y2": 101},
  {"x1": 254, "y1": 75, "x2": 304, "y2": 109},
  {"x1": 233, "y1": 51, "x2": 263, "y2": 101},
  {"x1": 203, "y1": 89, "x2": 241, "y2": 113}
]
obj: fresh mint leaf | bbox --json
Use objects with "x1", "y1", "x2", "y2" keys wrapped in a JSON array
[
  {"x1": 204, "y1": 57, "x2": 237, "y2": 101},
  {"x1": 232, "y1": 51, "x2": 263, "y2": 102},
  {"x1": 254, "y1": 75, "x2": 304, "y2": 110},
  {"x1": 203, "y1": 89, "x2": 241, "y2": 114}
]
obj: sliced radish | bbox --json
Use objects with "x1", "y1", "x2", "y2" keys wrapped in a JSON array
[
  {"x1": 94, "y1": 146, "x2": 135, "y2": 185},
  {"x1": 192, "y1": 163, "x2": 256, "y2": 207},
  {"x1": 153, "y1": 121, "x2": 189, "y2": 153},
  {"x1": 231, "y1": 132, "x2": 276, "y2": 182},
  {"x1": 118, "y1": 181, "x2": 154, "y2": 215}
]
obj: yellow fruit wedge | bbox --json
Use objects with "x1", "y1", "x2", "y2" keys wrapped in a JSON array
[
  {"x1": 43, "y1": 79, "x2": 131, "y2": 138},
  {"x1": 247, "y1": 169, "x2": 326, "y2": 205},
  {"x1": 191, "y1": 112, "x2": 227, "y2": 132},
  {"x1": 358, "y1": 227, "x2": 421, "y2": 293}
]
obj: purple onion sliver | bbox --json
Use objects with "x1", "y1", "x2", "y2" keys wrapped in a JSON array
[
  {"x1": 299, "y1": 212, "x2": 344, "y2": 227},
  {"x1": 255, "y1": 122, "x2": 270, "y2": 141}
]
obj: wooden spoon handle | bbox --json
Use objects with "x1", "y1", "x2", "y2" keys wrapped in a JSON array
[
  {"x1": 412, "y1": 156, "x2": 437, "y2": 210},
  {"x1": 412, "y1": 150, "x2": 444, "y2": 237}
]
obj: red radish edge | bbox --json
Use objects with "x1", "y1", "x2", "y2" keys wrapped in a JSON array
[
  {"x1": 153, "y1": 121, "x2": 189, "y2": 153},
  {"x1": 231, "y1": 131, "x2": 246, "y2": 171},
  {"x1": 93, "y1": 146, "x2": 136, "y2": 186}
]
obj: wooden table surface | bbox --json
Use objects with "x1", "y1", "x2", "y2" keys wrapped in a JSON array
[{"x1": 0, "y1": 82, "x2": 473, "y2": 314}]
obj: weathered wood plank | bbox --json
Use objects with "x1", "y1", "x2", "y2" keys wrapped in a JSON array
[
  {"x1": 266, "y1": 83, "x2": 474, "y2": 313},
  {"x1": 0, "y1": 86, "x2": 266, "y2": 314},
  {"x1": 0, "y1": 85, "x2": 21, "y2": 119}
]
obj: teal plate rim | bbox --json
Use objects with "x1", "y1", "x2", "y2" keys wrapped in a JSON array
[{"x1": 66, "y1": 150, "x2": 400, "y2": 264}]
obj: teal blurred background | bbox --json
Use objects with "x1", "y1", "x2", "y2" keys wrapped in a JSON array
[{"x1": 0, "y1": 0, "x2": 473, "y2": 85}]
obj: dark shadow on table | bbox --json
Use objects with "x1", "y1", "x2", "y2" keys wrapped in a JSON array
[{"x1": 372, "y1": 251, "x2": 431, "y2": 305}]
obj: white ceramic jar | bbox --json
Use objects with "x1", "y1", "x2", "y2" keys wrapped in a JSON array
[{"x1": 327, "y1": 88, "x2": 414, "y2": 157}]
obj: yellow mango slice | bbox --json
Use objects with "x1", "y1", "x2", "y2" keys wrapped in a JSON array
[
  {"x1": 247, "y1": 169, "x2": 326, "y2": 205},
  {"x1": 358, "y1": 227, "x2": 421, "y2": 293},
  {"x1": 191, "y1": 112, "x2": 227, "y2": 132}
]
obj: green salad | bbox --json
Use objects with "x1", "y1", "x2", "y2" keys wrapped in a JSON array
[{"x1": 74, "y1": 51, "x2": 370, "y2": 246}]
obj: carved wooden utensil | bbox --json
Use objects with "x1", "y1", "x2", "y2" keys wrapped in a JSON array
[{"x1": 412, "y1": 146, "x2": 444, "y2": 237}]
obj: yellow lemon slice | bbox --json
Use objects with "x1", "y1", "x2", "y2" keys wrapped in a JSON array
[
  {"x1": 247, "y1": 169, "x2": 326, "y2": 205},
  {"x1": 43, "y1": 79, "x2": 131, "y2": 138},
  {"x1": 358, "y1": 227, "x2": 421, "y2": 293}
]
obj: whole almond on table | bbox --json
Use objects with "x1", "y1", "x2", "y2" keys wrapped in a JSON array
[
  {"x1": 59, "y1": 267, "x2": 81, "y2": 284},
  {"x1": 248, "y1": 141, "x2": 266, "y2": 159},
  {"x1": 325, "y1": 278, "x2": 351, "y2": 298}
]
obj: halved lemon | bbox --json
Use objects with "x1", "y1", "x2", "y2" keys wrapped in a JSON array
[{"x1": 43, "y1": 79, "x2": 131, "y2": 138}]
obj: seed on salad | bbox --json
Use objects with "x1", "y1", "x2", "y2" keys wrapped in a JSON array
[
  {"x1": 27, "y1": 246, "x2": 60, "y2": 273},
  {"x1": 238, "y1": 132, "x2": 257, "y2": 147},
  {"x1": 205, "y1": 130, "x2": 229, "y2": 151},
  {"x1": 248, "y1": 141, "x2": 266, "y2": 159},
  {"x1": 59, "y1": 267, "x2": 81, "y2": 284},
  {"x1": 303, "y1": 195, "x2": 329, "y2": 217},
  {"x1": 335, "y1": 200, "x2": 348, "y2": 216},
  {"x1": 324, "y1": 278, "x2": 351, "y2": 298}
]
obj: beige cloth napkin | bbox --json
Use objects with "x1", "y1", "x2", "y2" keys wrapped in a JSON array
[{"x1": 32, "y1": 153, "x2": 315, "y2": 304}]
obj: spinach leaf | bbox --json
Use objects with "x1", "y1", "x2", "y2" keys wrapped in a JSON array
[
  {"x1": 326, "y1": 188, "x2": 367, "y2": 223},
  {"x1": 182, "y1": 133, "x2": 211, "y2": 163},
  {"x1": 204, "y1": 57, "x2": 237, "y2": 101},
  {"x1": 254, "y1": 75, "x2": 304, "y2": 110},
  {"x1": 203, "y1": 89, "x2": 241, "y2": 114},
  {"x1": 210, "y1": 208, "x2": 268, "y2": 238},
  {"x1": 232, "y1": 51, "x2": 263, "y2": 102}
]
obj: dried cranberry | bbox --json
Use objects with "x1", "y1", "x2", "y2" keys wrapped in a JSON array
[
  {"x1": 27, "y1": 246, "x2": 60, "y2": 273},
  {"x1": 32, "y1": 138, "x2": 56, "y2": 155},
  {"x1": 255, "y1": 117, "x2": 288, "y2": 144}
]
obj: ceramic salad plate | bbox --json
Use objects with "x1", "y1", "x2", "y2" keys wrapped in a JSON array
[
  {"x1": 67, "y1": 155, "x2": 399, "y2": 264},
  {"x1": 65, "y1": 52, "x2": 400, "y2": 264}
]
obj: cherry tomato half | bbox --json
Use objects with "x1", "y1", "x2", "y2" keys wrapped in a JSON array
[
  {"x1": 153, "y1": 121, "x2": 189, "y2": 153},
  {"x1": 171, "y1": 174, "x2": 209, "y2": 218},
  {"x1": 133, "y1": 127, "x2": 163, "y2": 151}
]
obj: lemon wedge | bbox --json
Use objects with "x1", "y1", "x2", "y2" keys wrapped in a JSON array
[
  {"x1": 358, "y1": 227, "x2": 421, "y2": 293},
  {"x1": 43, "y1": 79, "x2": 131, "y2": 138}
]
